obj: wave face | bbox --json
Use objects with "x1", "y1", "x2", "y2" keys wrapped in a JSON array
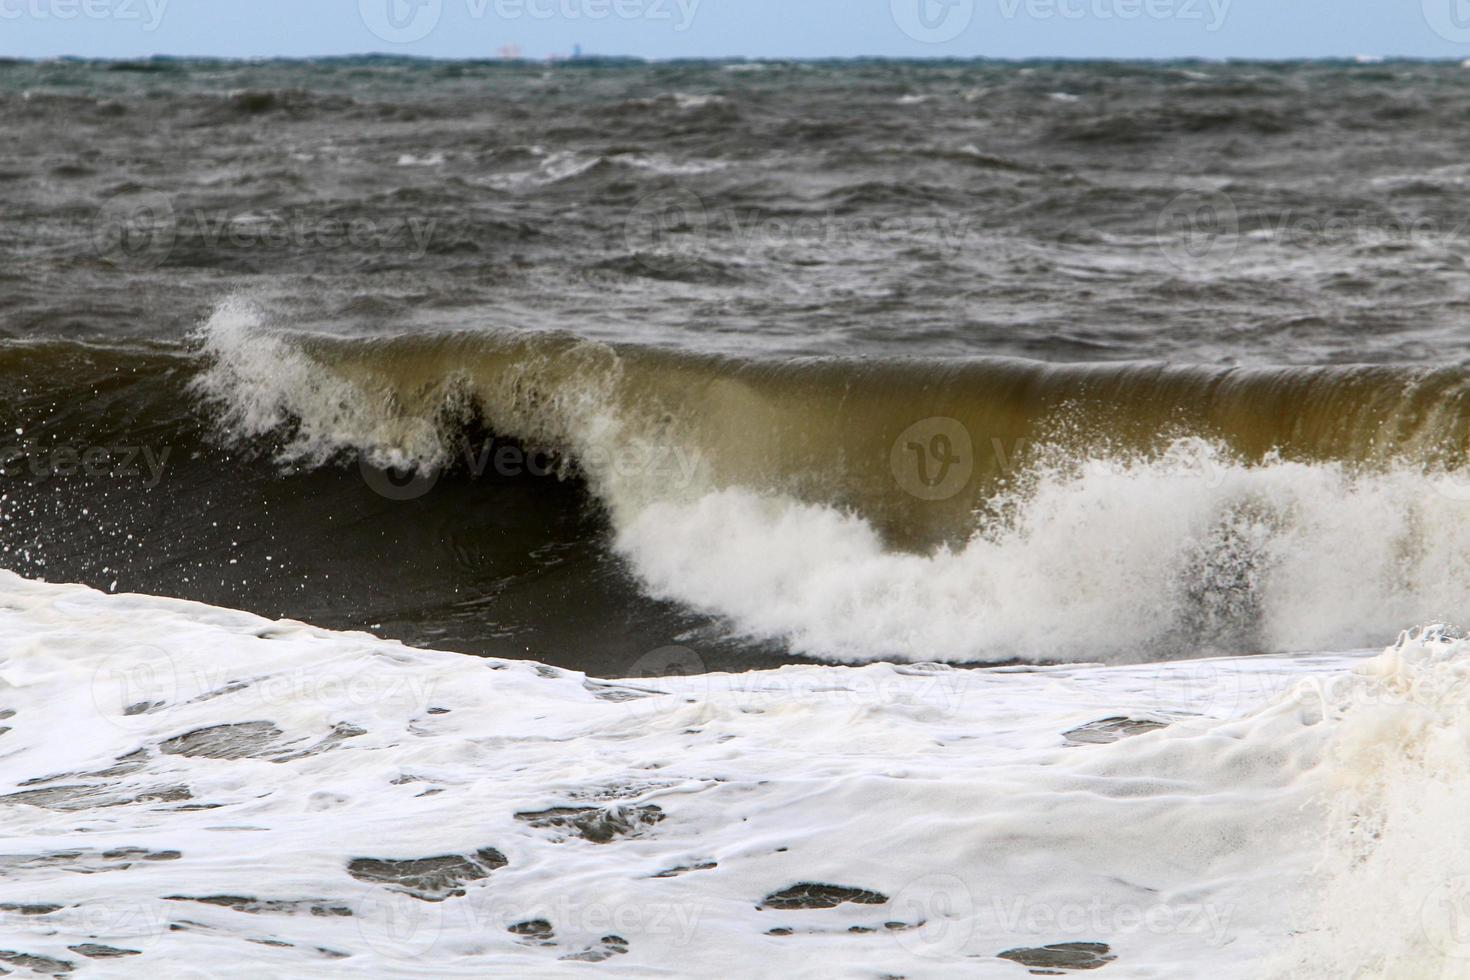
[
  {"x1": 189, "y1": 303, "x2": 1470, "y2": 663},
  {"x1": 9, "y1": 300, "x2": 1463, "y2": 666}
]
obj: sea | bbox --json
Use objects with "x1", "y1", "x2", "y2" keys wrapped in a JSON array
[{"x1": 1, "y1": 56, "x2": 1469, "y2": 976}]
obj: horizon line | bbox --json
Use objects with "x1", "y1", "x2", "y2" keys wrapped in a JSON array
[{"x1": 3, "y1": 52, "x2": 1465, "y2": 65}]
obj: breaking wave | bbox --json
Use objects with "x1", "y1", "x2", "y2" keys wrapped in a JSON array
[{"x1": 178, "y1": 299, "x2": 1470, "y2": 663}]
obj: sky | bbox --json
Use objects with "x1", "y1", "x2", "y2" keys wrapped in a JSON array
[{"x1": 1, "y1": 0, "x2": 1469, "y2": 61}]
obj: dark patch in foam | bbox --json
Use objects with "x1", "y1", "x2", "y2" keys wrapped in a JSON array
[
  {"x1": 269, "y1": 723, "x2": 366, "y2": 762},
  {"x1": 160, "y1": 720, "x2": 364, "y2": 763},
  {"x1": 1062, "y1": 717, "x2": 1169, "y2": 746},
  {"x1": 0, "y1": 950, "x2": 73, "y2": 975},
  {"x1": 560, "y1": 935, "x2": 629, "y2": 962},
  {"x1": 346, "y1": 848, "x2": 508, "y2": 901},
  {"x1": 0, "y1": 848, "x2": 180, "y2": 878},
  {"x1": 583, "y1": 680, "x2": 658, "y2": 703},
  {"x1": 68, "y1": 944, "x2": 141, "y2": 958},
  {"x1": 161, "y1": 721, "x2": 285, "y2": 759},
  {"x1": 508, "y1": 919, "x2": 556, "y2": 945},
  {"x1": 998, "y1": 942, "x2": 1116, "y2": 974},
  {"x1": 514, "y1": 804, "x2": 664, "y2": 843},
  {"x1": 651, "y1": 861, "x2": 716, "y2": 878},
  {"x1": 759, "y1": 884, "x2": 889, "y2": 911},
  {"x1": 0, "y1": 783, "x2": 192, "y2": 811},
  {"x1": 18, "y1": 749, "x2": 151, "y2": 788}
]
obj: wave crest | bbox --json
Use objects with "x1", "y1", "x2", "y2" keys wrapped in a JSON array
[{"x1": 188, "y1": 300, "x2": 1470, "y2": 663}]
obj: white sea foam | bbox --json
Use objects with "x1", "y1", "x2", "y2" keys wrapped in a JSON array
[
  {"x1": 396, "y1": 152, "x2": 446, "y2": 167},
  {"x1": 1272, "y1": 626, "x2": 1470, "y2": 977},
  {"x1": 618, "y1": 445, "x2": 1470, "y2": 663},
  {"x1": 5, "y1": 570, "x2": 1453, "y2": 976},
  {"x1": 481, "y1": 150, "x2": 603, "y2": 189},
  {"x1": 671, "y1": 92, "x2": 725, "y2": 109},
  {"x1": 611, "y1": 152, "x2": 727, "y2": 176},
  {"x1": 190, "y1": 299, "x2": 448, "y2": 471}
]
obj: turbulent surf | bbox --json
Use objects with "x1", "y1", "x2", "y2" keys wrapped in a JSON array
[{"x1": 6, "y1": 53, "x2": 1470, "y2": 978}]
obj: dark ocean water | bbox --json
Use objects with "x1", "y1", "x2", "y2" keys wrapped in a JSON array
[{"x1": 7, "y1": 57, "x2": 1470, "y2": 673}]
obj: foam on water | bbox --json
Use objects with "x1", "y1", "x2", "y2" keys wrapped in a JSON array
[
  {"x1": 1, "y1": 572, "x2": 1467, "y2": 975},
  {"x1": 1274, "y1": 626, "x2": 1470, "y2": 977},
  {"x1": 618, "y1": 445, "x2": 1470, "y2": 663}
]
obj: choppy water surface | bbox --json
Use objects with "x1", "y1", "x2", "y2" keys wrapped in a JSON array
[{"x1": 6, "y1": 57, "x2": 1470, "y2": 671}]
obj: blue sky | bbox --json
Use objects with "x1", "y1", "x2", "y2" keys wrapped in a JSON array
[{"x1": 2, "y1": 0, "x2": 1469, "y2": 61}]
